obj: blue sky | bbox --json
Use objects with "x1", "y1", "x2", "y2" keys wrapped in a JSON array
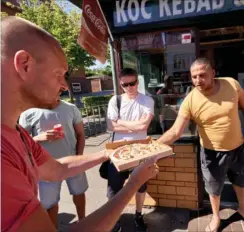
[
  {"x1": 55, "y1": 0, "x2": 81, "y2": 14},
  {"x1": 55, "y1": 0, "x2": 107, "y2": 69}
]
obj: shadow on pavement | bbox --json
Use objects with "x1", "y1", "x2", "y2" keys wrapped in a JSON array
[
  {"x1": 120, "y1": 207, "x2": 189, "y2": 232},
  {"x1": 58, "y1": 213, "x2": 76, "y2": 231},
  {"x1": 85, "y1": 132, "x2": 112, "y2": 147}
]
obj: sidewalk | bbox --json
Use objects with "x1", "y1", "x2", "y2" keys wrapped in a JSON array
[
  {"x1": 58, "y1": 133, "x2": 189, "y2": 232},
  {"x1": 58, "y1": 133, "x2": 244, "y2": 232}
]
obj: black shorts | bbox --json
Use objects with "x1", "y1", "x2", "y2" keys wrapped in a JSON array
[
  {"x1": 107, "y1": 161, "x2": 147, "y2": 199},
  {"x1": 200, "y1": 144, "x2": 244, "y2": 196}
]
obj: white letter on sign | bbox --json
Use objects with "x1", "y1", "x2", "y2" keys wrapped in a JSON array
[
  {"x1": 141, "y1": 0, "x2": 151, "y2": 19},
  {"x1": 128, "y1": 0, "x2": 140, "y2": 21},
  {"x1": 184, "y1": 0, "x2": 196, "y2": 14},
  {"x1": 212, "y1": 0, "x2": 224, "y2": 9},
  {"x1": 116, "y1": 0, "x2": 128, "y2": 23},
  {"x1": 173, "y1": 0, "x2": 182, "y2": 15},
  {"x1": 197, "y1": 0, "x2": 211, "y2": 12},
  {"x1": 159, "y1": 0, "x2": 172, "y2": 17}
]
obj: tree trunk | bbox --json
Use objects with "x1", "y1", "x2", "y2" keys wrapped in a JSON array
[
  {"x1": 68, "y1": 89, "x2": 74, "y2": 103},
  {"x1": 68, "y1": 68, "x2": 75, "y2": 104}
]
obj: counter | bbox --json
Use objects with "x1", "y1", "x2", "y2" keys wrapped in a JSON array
[{"x1": 129, "y1": 135, "x2": 203, "y2": 210}]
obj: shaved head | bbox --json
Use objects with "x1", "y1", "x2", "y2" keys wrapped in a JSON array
[
  {"x1": 1, "y1": 16, "x2": 62, "y2": 61},
  {"x1": 1, "y1": 16, "x2": 68, "y2": 113},
  {"x1": 190, "y1": 58, "x2": 215, "y2": 92}
]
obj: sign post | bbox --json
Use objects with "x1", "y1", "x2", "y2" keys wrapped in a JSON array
[{"x1": 78, "y1": 0, "x2": 119, "y2": 95}]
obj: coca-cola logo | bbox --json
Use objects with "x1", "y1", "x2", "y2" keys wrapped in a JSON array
[{"x1": 85, "y1": 4, "x2": 106, "y2": 36}]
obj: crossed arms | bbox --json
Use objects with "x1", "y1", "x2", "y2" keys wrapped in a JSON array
[{"x1": 107, "y1": 113, "x2": 154, "y2": 133}]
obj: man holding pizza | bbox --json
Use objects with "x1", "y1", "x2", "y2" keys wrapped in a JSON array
[
  {"x1": 107, "y1": 68, "x2": 155, "y2": 232},
  {"x1": 158, "y1": 58, "x2": 244, "y2": 232}
]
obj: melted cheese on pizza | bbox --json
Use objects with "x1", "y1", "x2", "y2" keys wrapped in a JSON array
[{"x1": 115, "y1": 141, "x2": 165, "y2": 160}]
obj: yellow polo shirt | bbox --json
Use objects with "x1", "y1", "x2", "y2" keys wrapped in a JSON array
[{"x1": 179, "y1": 77, "x2": 243, "y2": 151}]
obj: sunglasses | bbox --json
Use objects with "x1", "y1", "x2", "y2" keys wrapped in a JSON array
[{"x1": 121, "y1": 79, "x2": 138, "y2": 88}]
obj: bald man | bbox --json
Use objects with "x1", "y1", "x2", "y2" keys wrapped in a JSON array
[
  {"x1": 1, "y1": 16, "x2": 159, "y2": 232},
  {"x1": 158, "y1": 58, "x2": 244, "y2": 232}
]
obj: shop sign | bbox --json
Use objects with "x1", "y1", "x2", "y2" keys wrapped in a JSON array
[
  {"x1": 78, "y1": 0, "x2": 109, "y2": 64},
  {"x1": 181, "y1": 33, "x2": 191, "y2": 44},
  {"x1": 121, "y1": 32, "x2": 163, "y2": 50},
  {"x1": 114, "y1": 0, "x2": 244, "y2": 27}
]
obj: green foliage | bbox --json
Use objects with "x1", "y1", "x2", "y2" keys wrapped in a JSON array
[
  {"x1": 80, "y1": 105, "x2": 108, "y2": 117},
  {"x1": 1, "y1": 11, "x2": 8, "y2": 19},
  {"x1": 82, "y1": 95, "x2": 112, "y2": 108},
  {"x1": 85, "y1": 69, "x2": 99, "y2": 77},
  {"x1": 61, "y1": 96, "x2": 72, "y2": 103},
  {"x1": 85, "y1": 65, "x2": 112, "y2": 77},
  {"x1": 16, "y1": 0, "x2": 95, "y2": 74}
]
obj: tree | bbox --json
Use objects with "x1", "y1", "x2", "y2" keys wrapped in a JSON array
[{"x1": 16, "y1": 0, "x2": 96, "y2": 102}]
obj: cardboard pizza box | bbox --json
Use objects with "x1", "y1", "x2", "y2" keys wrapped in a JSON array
[{"x1": 105, "y1": 136, "x2": 173, "y2": 172}]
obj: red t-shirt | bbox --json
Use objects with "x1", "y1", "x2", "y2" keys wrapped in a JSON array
[{"x1": 1, "y1": 125, "x2": 50, "y2": 232}]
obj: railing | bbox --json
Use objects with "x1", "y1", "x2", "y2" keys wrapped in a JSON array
[{"x1": 80, "y1": 104, "x2": 110, "y2": 137}]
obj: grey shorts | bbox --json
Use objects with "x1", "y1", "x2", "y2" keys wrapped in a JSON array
[
  {"x1": 200, "y1": 144, "x2": 244, "y2": 196},
  {"x1": 39, "y1": 173, "x2": 88, "y2": 209}
]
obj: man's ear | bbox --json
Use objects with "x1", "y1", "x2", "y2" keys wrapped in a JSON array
[
  {"x1": 14, "y1": 50, "x2": 33, "y2": 81},
  {"x1": 212, "y1": 69, "x2": 216, "y2": 77}
]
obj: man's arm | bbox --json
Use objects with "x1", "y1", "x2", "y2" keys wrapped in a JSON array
[
  {"x1": 157, "y1": 115, "x2": 190, "y2": 145},
  {"x1": 106, "y1": 95, "x2": 133, "y2": 133},
  {"x1": 238, "y1": 83, "x2": 244, "y2": 111},
  {"x1": 107, "y1": 118, "x2": 133, "y2": 133},
  {"x1": 74, "y1": 122, "x2": 85, "y2": 155},
  {"x1": 32, "y1": 129, "x2": 62, "y2": 142},
  {"x1": 37, "y1": 151, "x2": 108, "y2": 182},
  {"x1": 117, "y1": 113, "x2": 153, "y2": 132},
  {"x1": 17, "y1": 158, "x2": 158, "y2": 232}
]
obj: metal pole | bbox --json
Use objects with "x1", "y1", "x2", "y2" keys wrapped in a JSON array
[
  {"x1": 96, "y1": 0, "x2": 119, "y2": 95},
  {"x1": 109, "y1": 39, "x2": 119, "y2": 95}
]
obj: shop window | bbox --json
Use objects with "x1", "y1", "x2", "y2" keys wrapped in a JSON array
[{"x1": 120, "y1": 30, "x2": 197, "y2": 136}]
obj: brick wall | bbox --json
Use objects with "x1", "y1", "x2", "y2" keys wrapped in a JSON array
[
  {"x1": 129, "y1": 144, "x2": 203, "y2": 209},
  {"x1": 91, "y1": 79, "x2": 101, "y2": 92},
  {"x1": 70, "y1": 78, "x2": 91, "y2": 94},
  {"x1": 101, "y1": 79, "x2": 113, "y2": 90}
]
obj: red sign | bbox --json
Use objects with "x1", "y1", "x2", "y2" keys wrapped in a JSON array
[
  {"x1": 77, "y1": 0, "x2": 109, "y2": 64},
  {"x1": 181, "y1": 33, "x2": 192, "y2": 44}
]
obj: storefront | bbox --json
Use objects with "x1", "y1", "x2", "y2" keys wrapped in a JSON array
[
  {"x1": 87, "y1": 0, "x2": 243, "y2": 209},
  {"x1": 70, "y1": 0, "x2": 244, "y2": 209}
]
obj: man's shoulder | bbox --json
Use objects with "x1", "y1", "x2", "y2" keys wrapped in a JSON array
[
  {"x1": 218, "y1": 77, "x2": 236, "y2": 84},
  {"x1": 181, "y1": 87, "x2": 198, "y2": 106},
  {"x1": 218, "y1": 77, "x2": 239, "y2": 90},
  {"x1": 20, "y1": 108, "x2": 41, "y2": 120},
  {"x1": 60, "y1": 100, "x2": 76, "y2": 108},
  {"x1": 108, "y1": 95, "x2": 117, "y2": 104},
  {"x1": 138, "y1": 93, "x2": 154, "y2": 104}
]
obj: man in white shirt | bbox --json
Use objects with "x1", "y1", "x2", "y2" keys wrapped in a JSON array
[{"x1": 107, "y1": 68, "x2": 155, "y2": 232}]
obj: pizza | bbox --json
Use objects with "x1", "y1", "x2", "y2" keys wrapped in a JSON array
[{"x1": 112, "y1": 140, "x2": 167, "y2": 161}]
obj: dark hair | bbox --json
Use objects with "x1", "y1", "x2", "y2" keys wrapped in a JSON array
[
  {"x1": 119, "y1": 68, "x2": 138, "y2": 79},
  {"x1": 190, "y1": 57, "x2": 213, "y2": 69}
]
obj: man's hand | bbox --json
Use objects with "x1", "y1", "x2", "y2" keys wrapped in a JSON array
[
  {"x1": 129, "y1": 158, "x2": 159, "y2": 185},
  {"x1": 33, "y1": 129, "x2": 62, "y2": 142}
]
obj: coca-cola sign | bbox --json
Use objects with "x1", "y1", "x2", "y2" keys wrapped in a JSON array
[
  {"x1": 78, "y1": 0, "x2": 109, "y2": 64},
  {"x1": 84, "y1": 4, "x2": 106, "y2": 36}
]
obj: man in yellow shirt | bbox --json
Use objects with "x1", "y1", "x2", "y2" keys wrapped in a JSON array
[{"x1": 158, "y1": 58, "x2": 244, "y2": 232}]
